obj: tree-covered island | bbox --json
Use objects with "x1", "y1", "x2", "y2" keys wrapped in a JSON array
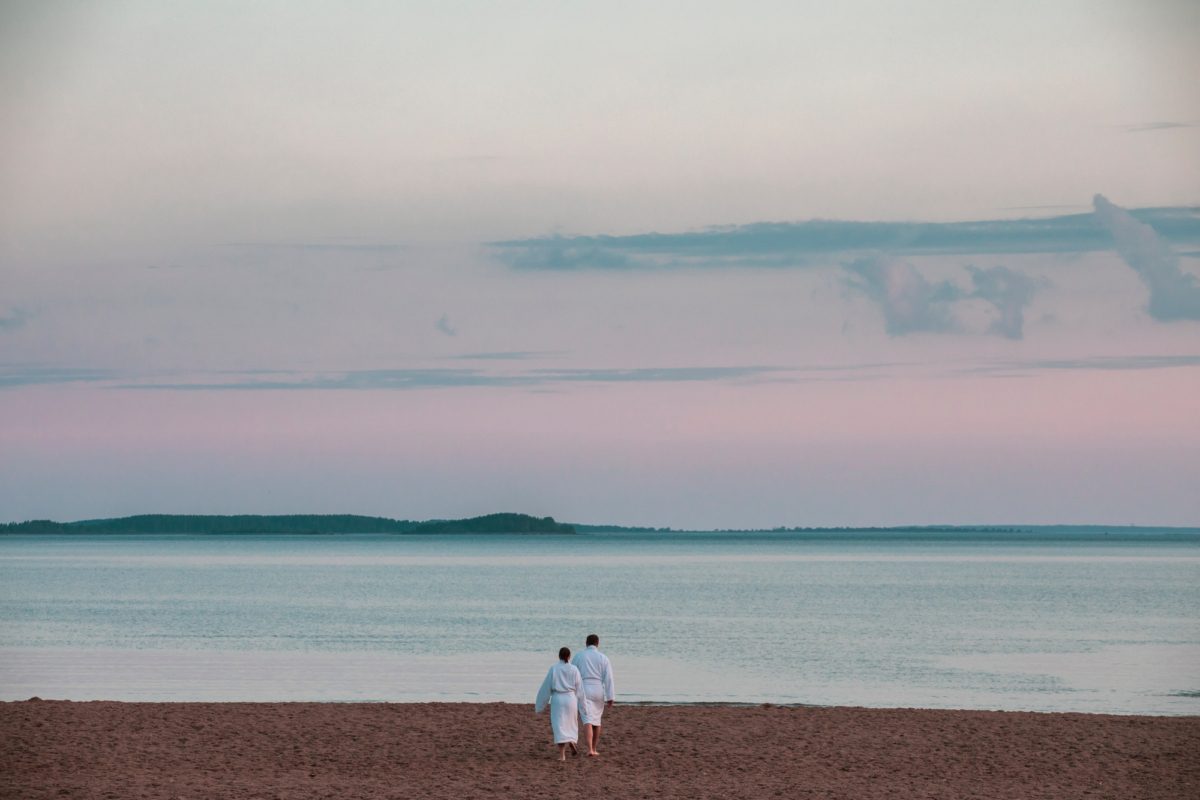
[{"x1": 0, "y1": 512, "x2": 575, "y2": 535}]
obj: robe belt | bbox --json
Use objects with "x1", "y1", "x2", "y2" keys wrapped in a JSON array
[
  {"x1": 581, "y1": 677, "x2": 604, "y2": 682},
  {"x1": 550, "y1": 688, "x2": 575, "y2": 694}
]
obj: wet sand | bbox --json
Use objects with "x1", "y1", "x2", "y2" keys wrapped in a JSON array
[{"x1": 2, "y1": 700, "x2": 1197, "y2": 799}]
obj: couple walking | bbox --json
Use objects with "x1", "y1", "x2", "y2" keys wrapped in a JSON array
[{"x1": 534, "y1": 633, "x2": 615, "y2": 760}]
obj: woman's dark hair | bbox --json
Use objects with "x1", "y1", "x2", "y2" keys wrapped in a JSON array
[{"x1": 559, "y1": 646, "x2": 571, "y2": 662}]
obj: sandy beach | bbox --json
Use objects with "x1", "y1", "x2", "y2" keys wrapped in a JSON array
[{"x1": 2, "y1": 701, "x2": 1197, "y2": 799}]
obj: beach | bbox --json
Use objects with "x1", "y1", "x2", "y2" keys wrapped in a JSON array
[{"x1": 3, "y1": 701, "x2": 1197, "y2": 799}]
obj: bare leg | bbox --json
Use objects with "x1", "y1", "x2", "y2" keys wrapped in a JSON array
[
  {"x1": 557, "y1": 742, "x2": 566, "y2": 761},
  {"x1": 592, "y1": 724, "x2": 602, "y2": 754},
  {"x1": 583, "y1": 723, "x2": 598, "y2": 755},
  {"x1": 568, "y1": 741, "x2": 578, "y2": 756}
]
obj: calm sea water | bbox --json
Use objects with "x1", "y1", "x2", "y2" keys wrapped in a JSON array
[{"x1": 1, "y1": 530, "x2": 1198, "y2": 714}]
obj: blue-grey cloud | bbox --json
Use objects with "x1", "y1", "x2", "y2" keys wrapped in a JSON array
[
  {"x1": 1126, "y1": 121, "x2": 1194, "y2": 133},
  {"x1": 0, "y1": 365, "x2": 117, "y2": 388},
  {"x1": 117, "y1": 365, "x2": 784, "y2": 391},
  {"x1": 435, "y1": 314, "x2": 458, "y2": 337},
  {"x1": 0, "y1": 307, "x2": 33, "y2": 332},
  {"x1": 966, "y1": 265, "x2": 1041, "y2": 339},
  {"x1": 1093, "y1": 194, "x2": 1200, "y2": 322},
  {"x1": 963, "y1": 354, "x2": 1200, "y2": 376},
  {"x1": 494, "y1": 206, "x2": 1200, "y2": 270},
  {"x1": 528, "y1": 366, "x2": 781, "y2": 383},
  {"x1": 843, "y1": 258, "x2": 1043, "y2": 339},
  {"x1": 9, "y1": 356, "x2": 1197, "y2": 393},
  {"x1": 842, "y1": 257, "x2": 962, "y2": 335},
  {"x1": 495, "y1": 240, "x2": 635, "y2": 270},
  {"x1": 114, "y1": 369, "x2": 523, "y2": 391}
]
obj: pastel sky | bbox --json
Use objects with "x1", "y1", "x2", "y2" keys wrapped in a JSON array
[{"x1": 2, "y1": 1, "x2": 1198, "y2": 527}]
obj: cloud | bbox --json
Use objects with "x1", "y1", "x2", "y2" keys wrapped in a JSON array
[
  {"x1": 435, "y1": 314, "x2": 458, "y2": 337},
  {"x1": 116, "y1": 365, "x2": 785, "y2": 391},
  {"x1": 8, "y1": 356, "x2": 1197, "y2": 393},
  {"x1": 0, "y1": 365, "x2": 116, "y2": 388},
  {"x1": 842, "y1": 257, "x2": 962, "y2": 335},
  {"x1": 1125, "y1": 121, "x2": 1194, "y2": 133},
  {"x1": 528, "y1": 366, "x2": 781, "y2": 383},
  {"x1": 496, "y1": 240, "x2": 634, "y2": 270},
  {"x1": 966, "y1": 265, "x2": 1041, "y2": 339},
  {"x1": 119, "y1": 369, "x2": 520, "y2": 391},
  {"x1": 0, "y1": 307, "x2": 33, "y2": 332},
  {"x1": 1093, "y1": 194, "x2": 1200, "y2": 322},
  {"x1": 962, "y1": 354, "x2": 1200, "y2": 376},
  {"x1": 493, "y1": 206, "x2": 1200, "y2": 270},
  {"x1": 843, "y1": 258, "x2": 1042, "y2": 339}
]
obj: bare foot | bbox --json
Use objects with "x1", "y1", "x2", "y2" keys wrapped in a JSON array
[{"x1": 568, "y1": 742, "x2": 579, "y2": 756}]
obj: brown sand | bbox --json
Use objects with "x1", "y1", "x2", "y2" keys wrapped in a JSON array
[{"x1": 2, "y1": 701, "x2": 1197, "y2": 799}]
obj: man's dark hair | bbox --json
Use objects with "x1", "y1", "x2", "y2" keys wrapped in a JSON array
[
  {"x1": 559, "y1": 646, "x2": 571, "y2": 662},
  {"x1": 586, "y1": 633, "x2": 599, "y2": 647}
]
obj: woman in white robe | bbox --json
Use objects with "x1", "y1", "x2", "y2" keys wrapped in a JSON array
[{"x1": 534, "y1": 646, "x2": 582, "y2": 760}]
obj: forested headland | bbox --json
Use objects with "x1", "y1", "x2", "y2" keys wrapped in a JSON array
[{"x1": 0, "y1": 512, "x2": 575, "y2": 535}]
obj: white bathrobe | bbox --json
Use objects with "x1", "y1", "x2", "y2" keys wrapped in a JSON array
[
  {"x1": 572, "y1": 645, "x2": 615, "y2": 726},
  {"x1": 534, "y1": 661, "x2": 582, "y2": 744}
]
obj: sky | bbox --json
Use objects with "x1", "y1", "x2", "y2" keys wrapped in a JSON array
[{"x1": 1, "y1": 1, "x2": 1198, "y2": 527}]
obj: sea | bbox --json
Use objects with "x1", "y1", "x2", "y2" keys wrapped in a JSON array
[{"x1": 1, "y1": 528, "x2": 1198, "y2": 715}]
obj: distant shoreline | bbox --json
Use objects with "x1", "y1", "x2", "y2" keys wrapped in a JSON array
[
  {"x1": 5, "y1": 698, "x2": 1196, "y2": 714},
  {"x1": 0, "y1": 512, "x2": 576, "y2": 536},
  {"x1": 2, "y1": 513, "x2": 1198, "y2": 536}
]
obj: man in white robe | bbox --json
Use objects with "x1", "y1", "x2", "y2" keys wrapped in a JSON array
[
  {"x1": 572, "y1": 633, "x2": 615, "y2": 756},
  {"x1": 534, "y1": 646, "x2": 582, "y2": 760}
]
